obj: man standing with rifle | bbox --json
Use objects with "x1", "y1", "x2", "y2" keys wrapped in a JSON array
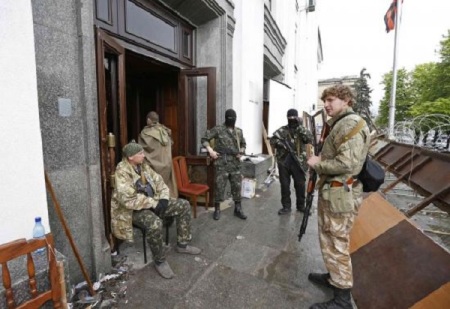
[
  {"x1": 306, "y1": 85, "x2": 370, "y2": 309},
  {"x1": 270, "y1": 109, "x2": 313, "y2": 215},
  {"x1": 201, "y1": 109, "x2": 247, "y2": 221}
]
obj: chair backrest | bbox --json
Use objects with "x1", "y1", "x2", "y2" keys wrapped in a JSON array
[
  {"x1": 0, "y1": 234, "x2": 62, "y2": 309},
  {"x1": 173, "y1": 156, "x2": 190, "y2": 189}
]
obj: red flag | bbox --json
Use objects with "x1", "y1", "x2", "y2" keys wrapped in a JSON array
[{"x1": 384, "y1": 0, "x2": 402, "y2": 33}]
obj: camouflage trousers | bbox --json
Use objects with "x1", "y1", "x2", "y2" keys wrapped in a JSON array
[
  {"x1": 214, "y1": 159, "x2": 241, "y2": 202},
  {"x1": 132, "y1": 198, "x2": 192, "y2": 263},
  {"x1": 317, "y1": 186, "x2": 363, "y2": 289}
]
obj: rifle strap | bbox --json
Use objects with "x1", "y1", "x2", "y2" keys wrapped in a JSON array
[
  {"x1": 235, "y1": 129, "x2": 241, "y2": 152},
  {"x1": 316, "y1": 117, "x2": 366, "y2": 190},
  {"x1": 336, "y1": 118, "x2": 366, "y2": 149},
  {"x1": 288, "y1": 131, "x2": 301, "y2": 156}
]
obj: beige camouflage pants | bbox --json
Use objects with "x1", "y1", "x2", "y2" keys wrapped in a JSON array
[{"x1": 317, "y1": 184, "x2": 363, "y2": 289}]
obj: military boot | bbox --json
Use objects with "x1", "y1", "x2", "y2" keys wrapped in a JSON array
[
  {"x1": 308, "y1": 273, "x2": 333, "y2": 289},
  {"x1": 309, "y1": 287, "x2": 353, "y2": 309},
  {"x1": 234, "y1": 201, "x2": 247, "y2": 220},
  {"x1": 213, "y1": 202, "x2": 221, "y2": 220}
]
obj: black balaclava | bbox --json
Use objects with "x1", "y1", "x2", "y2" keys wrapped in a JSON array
[
  {"x1": 225, "y1": 109, "x2": 237, "y2": 127},
  {"x1": 287, "y1": 108, "x2": 299, "y2": 128}
]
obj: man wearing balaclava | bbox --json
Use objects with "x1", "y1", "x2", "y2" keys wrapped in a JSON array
[
  {"x1": 201, "y1": 109, "x2": 247, "y2": 221},
  {"x1": 270, "y1": 109, "x2": 313, "y2": 215},
  {"x1": 138, "y1": 111, "x2": 178, "y2": 198}
]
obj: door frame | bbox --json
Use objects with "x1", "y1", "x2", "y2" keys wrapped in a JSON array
[
  {"x1": 95, "y1": 28, "x2": 128, "y2": 245},
  {"x1": 178, "y1": 67, "x2": 216, "y2": 207}
]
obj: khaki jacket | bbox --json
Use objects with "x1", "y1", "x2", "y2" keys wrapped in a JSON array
[
  {"x1": 139, "y1": 123, "x2": 178, "y2": 198},
  {"x1": 111, "y1": 159, "x2": 169, "y2": 241},
  {"x1": 314, "y1": 107, "x2": 370, "y2": 212}
]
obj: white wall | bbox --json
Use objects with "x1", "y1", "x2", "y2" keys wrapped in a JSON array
[
  {"x1": 295, "y1": 0, "x2": 319, "y2": 114},
  {"x1": 233, "y1": 0, "x2": 265, "y2": 154},
  {"x1": 267, "y1": 80, "x2": 294, "y2": 135},
  {"x1": 0, "y1": 0, "x2": 50, "y2": 244}
]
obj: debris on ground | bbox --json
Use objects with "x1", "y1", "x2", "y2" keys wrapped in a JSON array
[{"x1": 68, "y1": 254, "x2": 131, "y2": 309}]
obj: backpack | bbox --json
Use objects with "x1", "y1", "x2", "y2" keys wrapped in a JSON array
[
  {"x1": 336, "y1": 116, "x2": 385, "y2": 193},
  {"x1": 357, "y1": 156, "x2": 385, "y2": 192}
]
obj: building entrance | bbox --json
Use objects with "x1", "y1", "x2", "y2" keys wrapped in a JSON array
[{"x1": 95, "y1": 29, "x2": 216, "y2": 248}]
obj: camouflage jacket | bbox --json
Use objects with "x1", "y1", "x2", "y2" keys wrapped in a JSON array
[
  {"x1": 315, "y1": 107, "x2": 370, "y2": 184},
  {"x1": 111, "y1": 159, "x2": 169, "y2": 242},
  {"x1": 201, "y1": 124, "x2": 246, "y2": 164},
  {"x1": 270, "y1": 124, "x2": 313, "y2": 170}
]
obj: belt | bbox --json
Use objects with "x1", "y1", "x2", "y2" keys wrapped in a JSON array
[{"x1": 329, "y1": 178, "x2": 355, "y2": 188}]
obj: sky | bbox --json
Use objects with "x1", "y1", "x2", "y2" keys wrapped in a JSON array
[{"x1": 316, "y1": 0, "x2": 450, "y2": 115}]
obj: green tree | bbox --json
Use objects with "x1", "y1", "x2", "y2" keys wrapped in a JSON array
[
  {"x1": 354, "y1": 68, "x2": 373, "y2": 116},
  {"x1": 410, "y1": 97, "x2": 450, "y2": 117},
  {"x1": 376, "y1": 68, "x2": 414, "y2": 127},
  {"x1": 434, "y1": 30, "x2": 450, "y2": 98},
  {"x1": 410, "y1": 62, "x2": 438, "y2": 104}
]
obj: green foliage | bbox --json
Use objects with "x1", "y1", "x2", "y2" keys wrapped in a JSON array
[
  {"x1": 377, "y1": 30, "x2": 450, "y2": 126},
  {"x1": 354, "y1": 68, "x2": 373, "y2": 116},
  {"x1": 409, "y1": 97, "x2": 450, "y2": 117},
  {"x1": 376, "y1": 68, "x2": 413, "y2": 127},
  {"x1": 435, "y1": 30, "x2": 450, "y2": 98},
  {"x1": 410, "y1": 62, "x2": 438, "y2": 104}
]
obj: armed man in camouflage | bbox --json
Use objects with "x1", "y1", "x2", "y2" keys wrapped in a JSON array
[
  {"x1": 270, "y1": 109, "x2": 313, "y2": 215},
  {"x1": 307, "y1": 85, "x2": 370, "y2": 309},
  {"x1": 111, "y1": 141, "x2": 201, "y2": 279},
  {"x1": 201, "y1": 109, "x2": 247, "y2": 221}
]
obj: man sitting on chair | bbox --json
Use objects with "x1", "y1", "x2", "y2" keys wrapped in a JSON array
[{"x1": 111, "y1": 141, "x2": 201, "y2": 279}]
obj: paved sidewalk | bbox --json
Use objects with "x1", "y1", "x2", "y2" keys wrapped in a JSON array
[{"x1": 120, "y1": 183, "x2": 333, "y2": 308}]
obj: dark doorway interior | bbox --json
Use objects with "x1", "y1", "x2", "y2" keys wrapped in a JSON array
[{"x1": 125, "y1": 51, "x2": 180, "y2": 155}]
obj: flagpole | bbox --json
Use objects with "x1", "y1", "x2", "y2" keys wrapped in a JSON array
[{"x1": 388, "y1": 0, "x2": 402, "y2": 139}]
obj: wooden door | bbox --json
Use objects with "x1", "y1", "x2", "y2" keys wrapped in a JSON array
[
  {"x1": 95, "y1": 28, "x2": 127, "y2": 247},
  {"x1": 178, "y1": 67, "x2": 216, "y2": 207}
]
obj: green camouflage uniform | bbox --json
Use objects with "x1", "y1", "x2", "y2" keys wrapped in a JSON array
[
  {"x1": 270, "y1": 124, "x2": 313, "y2": 171},
  {"x1": 201, "y1": 124, "x2": 246, "y2": 202},
  {"x1": 270, "y1": 124, "x2": 313, "y2": 209},
  {"x1": 111, "y1": 159, "x2": 192, "y2": 262},
  {"x1": 313, "y1": 107, "x2": 370, "y2": 289}
]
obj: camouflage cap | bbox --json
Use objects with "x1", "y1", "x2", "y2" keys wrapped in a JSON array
[{"x1": 122, "y1": 140, "x2": 143, "y2": 157}]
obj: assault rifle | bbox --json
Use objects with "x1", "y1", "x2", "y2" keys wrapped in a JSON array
[
  {"x1": 298, "y1": 109, "x2": 329, "y2": 242},
  {"x1": 135, "y1": 169, "x2": 154, "y2": 197},
  {"x1": 277, "y1": 137, "x2": 307, "y2": 173}
]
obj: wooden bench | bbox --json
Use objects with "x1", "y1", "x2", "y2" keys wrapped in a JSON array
[{"x1": 0, "y1": 233, "x2": 63, "y2": 309}]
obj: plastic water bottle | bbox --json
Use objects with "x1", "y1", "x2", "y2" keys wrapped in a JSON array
[{"x1": 33, "y1": 217, "x2": 46, "y2": 254}]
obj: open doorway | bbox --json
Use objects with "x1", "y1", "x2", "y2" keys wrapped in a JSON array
[
  {"x1": 125, "y1": 51, "x2": 180, "y2": 152},
  {"x1": 96, "y1": 30, "x2": 217, "y2": 248}
]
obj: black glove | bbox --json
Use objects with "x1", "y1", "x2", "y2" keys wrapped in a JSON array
[{"x1": 154, "y1": 199, "x2": 169, "y2": 217}]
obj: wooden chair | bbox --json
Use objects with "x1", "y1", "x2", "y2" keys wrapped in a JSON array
[
  {"x1": 0, "y1": 233, "x2": 62, "y2": 309},
  {"x1": 173, "y1": 156, "x2": 209, "y2": 218}
]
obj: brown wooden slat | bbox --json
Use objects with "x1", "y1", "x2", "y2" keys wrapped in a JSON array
[
  {"x1": 351, "y1": 220, "x2": 450, "y2": 309},
  {"x1": 410, "y1": 282, "x2": 450, "y2": 309},
  {"x1": 373, "y1": 141, "x2": 450, "y2": 214},
  {"x1": 1, "y1": 262, "x2": 14, "y2": 308},
  {"x1": 26, "y1": 253, "x2": 38, "y2": 298},
  {"x1": 350, "y1": 192, "x2": 406, "y2": 254},
  {"x1": 0, "y1": 234, "x2": 63, "y2": 309}
]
